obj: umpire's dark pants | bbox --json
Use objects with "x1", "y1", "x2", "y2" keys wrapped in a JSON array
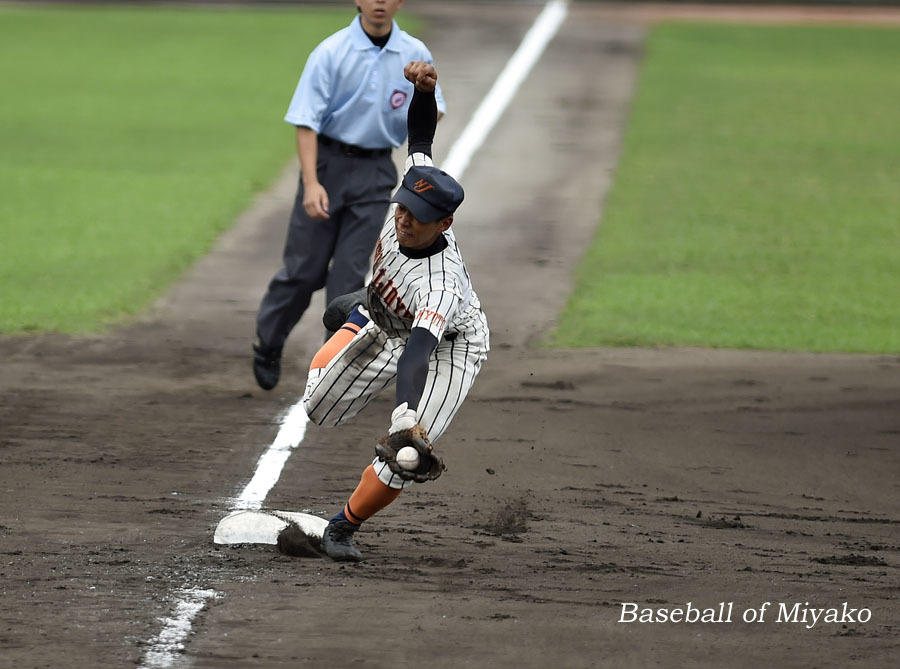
[{"x1": 256, "y1": 138, "x2": 397, "y2": 351}]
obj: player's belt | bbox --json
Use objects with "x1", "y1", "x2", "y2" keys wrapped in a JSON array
[{"x1": 319, "y1": 135, "x2": 391, "y2": 158}]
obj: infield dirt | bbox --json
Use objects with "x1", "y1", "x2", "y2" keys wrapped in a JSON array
[{"x1": 1, "y1": 3, "x2": 898, "y2": 668}]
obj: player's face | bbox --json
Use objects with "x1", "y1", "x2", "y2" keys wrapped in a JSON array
[
  {"x1": 356, "y1": 0, "x2": 404, "y2": 35},
  {"x1": 395, "y1": 204, "x2": 452, "y2": 250}
]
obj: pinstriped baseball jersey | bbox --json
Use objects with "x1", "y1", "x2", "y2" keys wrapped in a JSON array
[
  {"x1": 367, "y1": 156, "x2": 486, "y2": 342},
  {"x1": 303, "y1": 151, "x2": 489, "y2": 488}
]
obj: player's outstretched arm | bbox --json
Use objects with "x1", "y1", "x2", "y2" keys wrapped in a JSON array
[
  {"x1": 404, "y1": 62, "x2": 438, "y2": 158},
  {"x1": 395, "y1": 327, "x2": 438, "y2": 412},
  {"x1": 372, "y1": 326, "x2": 446, "y2": 485},
  {"x1": 376, "y1": 329, "x2": 446, "y2": 483}
]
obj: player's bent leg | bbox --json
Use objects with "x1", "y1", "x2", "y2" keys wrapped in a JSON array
[
  {"x1": 308, "y1": 306, "x2": 368, "y2": 371},
  {"x1": 321, "y1": 463, "x2": 404, "y2": 562},
  {"x1": 346, "y1": 464, "x2": 404, "y2": 517},
  {"x1": 303, "y1": 319, "x2": 400, "y2": 427},
  {"x1": 302, "y1": 308, "x2": 367, "y2": 410}
]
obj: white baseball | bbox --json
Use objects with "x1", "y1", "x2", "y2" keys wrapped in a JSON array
[{"x1": 396, "y1": 446, "x2": 420, "y2": 471}]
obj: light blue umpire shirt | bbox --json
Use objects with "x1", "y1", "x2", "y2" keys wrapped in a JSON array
[{"x1": 284, "y1": 15, "x2": 447, "y2": 150}]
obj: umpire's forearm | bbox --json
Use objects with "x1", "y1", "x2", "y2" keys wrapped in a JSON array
[{"x1": 296, "y1": 126, "x2": 320, "y2": 187}]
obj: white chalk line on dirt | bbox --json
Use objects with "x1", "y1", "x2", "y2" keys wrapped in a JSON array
[
  {"x1": 137, "y1": 587, "x2": 221, "y2": 669},
  {"x1": 233, "y1": 402, "x2": 310, "y2": 510},
  {"x1": 134, "y1": 405, "x2": 309, "y2": 669},
  {"x1": 135, "y1": 2, "x2": 568, "y2": 666},
  {"x1": 442, "y1": 0, "x2": 569, "y2": 180}
]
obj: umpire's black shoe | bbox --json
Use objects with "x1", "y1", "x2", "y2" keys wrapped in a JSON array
[
  {"x1": 252, "y1": 343, "x2": 282, "y2": 391},
  {"x1": 323, "y1": 287, "x2": 367, "y2": 333},
  {"x1": 321, "y1": 520, "x2": 363, "y2": 562}
]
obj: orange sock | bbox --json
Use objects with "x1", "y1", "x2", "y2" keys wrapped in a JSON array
[
  {"x1": 309, "y1": 322, "x2": 361, "y2": 370},
  {"x1": 343, "y1": 465, "x2": 402, "y2": 524}
]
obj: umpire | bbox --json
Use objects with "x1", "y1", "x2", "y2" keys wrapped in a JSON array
[{"x1": 253, "y1": 0, "x2": 446, "y2": 390}]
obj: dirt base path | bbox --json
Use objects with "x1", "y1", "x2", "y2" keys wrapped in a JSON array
[{"x1": 1, "y1": 3, "x2": 898, "y2": 668}]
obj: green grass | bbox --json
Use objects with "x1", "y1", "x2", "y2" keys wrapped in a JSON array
[
  {"x1": 552, "y1": 23, "x2": 900, "y2": 353},
  {"x1": 0, "y1": 5, "x2": 420, "y2": 334}
]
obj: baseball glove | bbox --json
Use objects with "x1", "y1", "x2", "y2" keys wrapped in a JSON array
[
  {"x1": 322, "y1": 287, "x2": 367, "y2": 332},
  {"x1": 375, "y1": 424, "x2": 446, "y2": 483}
]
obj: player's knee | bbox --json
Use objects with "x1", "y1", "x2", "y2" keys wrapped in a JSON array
[
  {"x1": 302, "y1": 369, "x2": 337, "y2": 426},
  {"x1": 302, "y1": 368, "x2": 323, "y2": 402},
  {"x1": 303, "y1": 400, "x2": 340, "y2": 428}
]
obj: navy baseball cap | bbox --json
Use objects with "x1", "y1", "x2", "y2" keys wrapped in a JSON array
[{"x1": 392, "y1": 165, "x2": 464, "y2": 223}]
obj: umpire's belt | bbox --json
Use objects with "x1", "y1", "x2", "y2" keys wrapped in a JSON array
[{"x1": 319, "y1": 135, "x2": 391, "y2": 158}]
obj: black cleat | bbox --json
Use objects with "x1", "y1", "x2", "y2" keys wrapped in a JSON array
[
  {"x1": 322, "y1": 287, "x2": 368, "y2": 333},
  {"x1": 252, "y1": 343, "x2": 282, "y2": 390},
  {"x1": 321, "y1": 520, "x2": 363, "y2": 562}
]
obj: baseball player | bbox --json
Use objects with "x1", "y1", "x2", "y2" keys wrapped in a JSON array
[
  {"x1": 302, "y1": 61, "x2": 489, "y2": 562},
  {"x1": 253, "y1": 0, "x2": 447, "y2": 391}
]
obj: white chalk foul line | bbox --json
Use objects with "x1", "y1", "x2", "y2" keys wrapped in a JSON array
[
  {"x1": 441, "y1": 0, "x2": 569, "y2": 180},
  {"x1": 136, "y1": 2, "x2": 568, "y2": 665},
  {"x1": 135, "y1": 409, "x2": 307, "y2": 668},
  {"x1": 233, "y1": 402, "x2": 310, "y2": 510},
  {"x1": 138, "y1": 587, "x2": 221, "y2": 669}
]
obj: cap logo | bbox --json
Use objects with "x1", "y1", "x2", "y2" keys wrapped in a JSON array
[{"x1": 413, "y1": 178, "x2": 435, "y2": 194}]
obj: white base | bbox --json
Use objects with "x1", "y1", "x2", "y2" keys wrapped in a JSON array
[{"x1": 213, "y1": 509, "x2": 328, "y2": 545}]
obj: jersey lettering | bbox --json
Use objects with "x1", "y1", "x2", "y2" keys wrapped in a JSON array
[
  {"x1": 371, "y1": 268, "x2": 413, "y2": 319},
  {"x1": 416, "y1": 308, "x2": 446, "y2": 330},
  {"x1": 373, "y1": 238, "x2": 384, "y2": 268}
]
